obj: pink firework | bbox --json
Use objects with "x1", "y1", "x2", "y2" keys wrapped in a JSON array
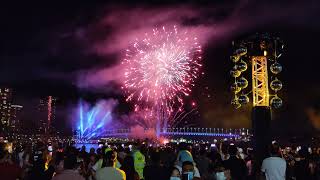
[{"x1": 122, "y1": 26, "x2": 202, "y2": 127}]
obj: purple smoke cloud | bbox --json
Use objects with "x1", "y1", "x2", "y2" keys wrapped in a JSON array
[{"x1": 75, "y1": 1, "x2": 319, "y2": 90}]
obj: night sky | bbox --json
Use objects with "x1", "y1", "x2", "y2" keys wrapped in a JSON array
[{"x1": 1, "y1": 1, "x2": 320, "y2": 137}]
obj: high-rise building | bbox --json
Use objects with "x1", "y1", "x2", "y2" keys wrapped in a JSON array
[
  {"x1": 38, "y1": 96, "x2": 56, "y2": 134},
  {"x1": 10, "y1": 104, "x2": 23, "y2": 133},
  {"x1": 0, "y1": 88, "x2": 12, "y2": 128}
]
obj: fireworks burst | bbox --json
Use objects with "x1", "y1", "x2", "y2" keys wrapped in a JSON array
[{"x1": 122, "y1": 25, "x2": 202, "y2": 129}]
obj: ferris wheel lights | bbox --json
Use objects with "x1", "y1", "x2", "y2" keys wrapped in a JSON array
[
  {"x1": 231, "y1": 98, "x2": 241, "y2": 109},
  {"x1": 230, "y1": 66, "x2": 241, "y2": 78},
  {"x1": 230, "y1": 33, "x2": 285, "y2": 109},
  {"x1": 237, "y1": 60, "x2": 247, "y2": 72},
  {"x1": 270, "y1": 78, "x2": 283, "y2": 91},
  {"x1": 238, "y1": 94, "x2": 249, "y2": 105},
  {"x1": 270, "y1": 96, "x2": 283, "y2": 108},
  {"x1": 231, "y1": 83, "x2": 241, "y2": 94},
  {"x1": 237, "y1": 77, "x2": 248, "y2": 89},
  {"x1": 270, "y1": 62, "x2": 282, "y2": 74},
  {"x1": 235, "y1": 47, "x2": 247, "y2": 56},
  {"x1": 230, "y1": 55, "x2": 240, "y2": 63}
]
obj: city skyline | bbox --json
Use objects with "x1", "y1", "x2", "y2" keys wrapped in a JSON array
[{"x1": 0, "y1": 87, "x2": 61, "y2": 135}]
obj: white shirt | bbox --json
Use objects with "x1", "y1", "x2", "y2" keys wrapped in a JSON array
[
  {"x1": 261, "y1": 157, "x2": 286, "y2": 180},
  {"x1": 95, "y1": 167, "x2": 126, "y2": 180},
  {"x1": 52, "y1": 170, "x2": 85, "y2": 180},
  {"x1": 92, "y1": 159, "x2": 103, "y2": 171}
]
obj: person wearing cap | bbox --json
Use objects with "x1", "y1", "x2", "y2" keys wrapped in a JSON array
[
  {"x1": 173, "y1": 145, "x2": 201, "y2": 179},
  {"x1": 95, "y1": 150, "x2": 126, "y2": 180}
]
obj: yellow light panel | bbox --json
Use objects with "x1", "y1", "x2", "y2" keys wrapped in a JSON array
[{"x1": 252, "y1": 56, "x2": 269, "y2": 106}]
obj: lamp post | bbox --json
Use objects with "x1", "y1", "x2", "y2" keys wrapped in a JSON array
[{"x1": 230, "y1": 33, "x2": 284, "y2": 162}]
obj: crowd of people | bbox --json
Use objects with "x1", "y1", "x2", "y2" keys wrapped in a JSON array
[{"x1": 0, "y1": 139, "x2": 320, "y2": 180}]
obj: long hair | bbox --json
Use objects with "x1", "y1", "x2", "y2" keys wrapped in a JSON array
[
  {"x1": 120, "y1": 155, "x2": 136, "y2": 180},
  {"x1": 102, "y1": 150, "x2": 116, "y2": 168}
]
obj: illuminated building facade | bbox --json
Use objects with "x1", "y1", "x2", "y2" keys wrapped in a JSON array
[
  {"x1": 38, "y1": 96, "x2": 56, "y2": 134},
  {"x1": 0, "y1": 88, "x2": 12, "y2": 130},
  {"x1": 10, "y1": 104, "x2": 23, "y2": 133}
]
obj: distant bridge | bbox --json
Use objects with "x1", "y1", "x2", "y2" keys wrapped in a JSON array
[{"x1": 99, "y1": 128, "x2": 250, "y2": 138}]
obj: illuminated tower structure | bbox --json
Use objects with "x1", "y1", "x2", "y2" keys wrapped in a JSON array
[
  {"x1": 0, "y1": 88, "x2": 12, "y2": 133},
  {"x1": 38, "y1": 96, "x2": 56, "y2": 134},
  {"x1": 230, "y1": 33, "x2": 284, "y2": 161},
  {"x1": 10, "y1": 104, "x2": 23, "y2": 134}
]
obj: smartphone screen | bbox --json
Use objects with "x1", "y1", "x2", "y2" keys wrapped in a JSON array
[
  {"x1": 182, "y1": 173, "x2": 193, "y2": 180},
  {"x1": 182, "y1": 173, "x2": 189, "y2": 180}
]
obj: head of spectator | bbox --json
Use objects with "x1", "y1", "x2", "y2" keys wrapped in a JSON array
[
  {"x1": 121, "y1": 155, "x2": 135, "y2": 170},
  {"x1": 213, "y1": 160, "x2": 230, "y2": 180},
  {"x1": 102, "y1": 150, "x2": 117, "y2": 168},
  {"x1": 182, "y1": 161, "x2": 196, "y2": 180},
  {"x1": 96, "y1": 148, "x2": 101, "y2": 155},
  {"x1": 298, "y1": 146, "x2": 309, "y2": 159},
  {"x1": 208, "y1": 148, "x2": 221, "y2": 163},
  {"x1": 151, "y1": 151, "x2": 161, "y2": 165},
  {"x1": 170, "y1": 167, "x2": 181, "y2": 180},
  {"x1": 199, "y1": 148, "x2": 207, "y2": 157},
  {"x1": 80, "y1": 145, "x2": 86, "y2": 153},
  {"x1": 179, "y1": 142, "x2": 188, "y2": 151},
  {"x1": 89, "y1": 148, "x2": 95, "y2": 154},
  {"x1": 120, "y1": 155, "x2": 136, "y2": 179},
  {"x1": 228, "y1": 145, "x2": 238, "y2": 157},
  {"x1": 269, "y1": 143, "x2": 281, "y2": 157},
  {"x1": 177, "y1": 150, "x2": 194, "y2": 167}
]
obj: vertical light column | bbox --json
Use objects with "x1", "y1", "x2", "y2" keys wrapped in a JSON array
[
  {"x1": 252, "y1": 56, "x2": 269, "y2": 106},
  {"x1": 47, "y1": 96, "x2": 52, "y2": 133}
]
